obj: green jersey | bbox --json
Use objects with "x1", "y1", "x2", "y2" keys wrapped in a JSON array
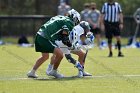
[{"x1": 37, "y1": 15, "x2": 74, "y2": 41}]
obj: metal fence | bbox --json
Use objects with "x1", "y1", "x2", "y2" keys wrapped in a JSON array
[
  {"x1": 0, "y1": 15, "x2": 140, "y2": 38},
  {"x1": 0, "y1": 15, "x2": 51, "y2": 38}
]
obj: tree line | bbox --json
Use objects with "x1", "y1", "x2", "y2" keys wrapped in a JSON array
[{"x1": 0, "y1": 0, "x2": 140, "y2": 15}]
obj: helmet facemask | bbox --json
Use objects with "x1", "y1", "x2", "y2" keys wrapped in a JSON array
[{"x1": 68, "y1": 9, "x2": 81, "y2": 26}]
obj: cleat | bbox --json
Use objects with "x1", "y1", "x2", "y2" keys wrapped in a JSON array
[
  {"x1": 47, "y1": 70, "x2": 64, "y2": 78},
  {"x1": 118, "y1": 52, "x2": 124, "y2": 57},
  {"x1": 108, "y1": 52, "x2": 113, "y2": 57},
  {"x1": 27, "y1": 71, "x2": 38, "y2": 78},
  {"x1": 46, "y1": 64, "x2": 53, "y2": 76},
  {"x1": 83, "y1": 71, "x2": 92, "y2": 76},
  {"x1": 77, "y1": 71, "x2": 84, "y2": 78}
]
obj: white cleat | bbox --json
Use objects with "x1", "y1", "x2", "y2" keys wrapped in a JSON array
[
  {"x1": 83, "y1": 71, "x2": 92, "y2": 76},
  {"x1": 27, "y1": 71, "x2": 38, "y2": 78},
  {"x1": 77, "y1": 71, "x2": 84, "y2": 78},
  {"x1": 46, "y1": 64, "x2": 53, "y2": 76},
  {"x1": 47, "y1": 70, "x2": 64, "y2": 78}
]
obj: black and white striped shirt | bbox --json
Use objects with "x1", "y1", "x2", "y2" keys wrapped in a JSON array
[{"x1": 101, "y1": 2, "x2": 122, "y2": 23}]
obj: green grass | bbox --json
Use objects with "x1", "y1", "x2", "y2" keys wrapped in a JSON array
[
  {"x1": 0, "y1": 45, "x2": 140, "y2": 93},
  {"x1": 1, "y1": 37, "x2": 136, "y2": 44}
]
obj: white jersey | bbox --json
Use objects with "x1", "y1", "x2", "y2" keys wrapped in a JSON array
[
  {"x1": 56, "y1": 24, "x2": 84, "y2": 54},
  {"x1": 69, "y1": 24, "x2": 85, "y2": 45},
  {"x1": 56, "y1": 24, "x2": 94, "y2": 54},
  {"x1": 55, "y1": 40, "x2": 70, "y2": 54}
]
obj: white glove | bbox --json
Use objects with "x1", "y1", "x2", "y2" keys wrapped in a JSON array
[{"x1": 86, "y1": 32, "x2": 94, "y2": 44}]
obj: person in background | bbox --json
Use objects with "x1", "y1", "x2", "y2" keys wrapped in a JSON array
[
  {"x1": 81, "y1": 3, "x2": 90, "y2": 21},
  {"x1": 100, "y1": 0, "x2": 124, "y2": 57},
  {"x1": 18, "y1": 35, "x2": 29, "y2": 45},
  {"x1": 87, "y1": 2, "x2": 102, "y2": 49},
  {"x1": 57, "y1": 2, "x2": 71, "y2": 16},
  {"x1": 18, "y1": 35, "x2": 33, "y2": 47}
]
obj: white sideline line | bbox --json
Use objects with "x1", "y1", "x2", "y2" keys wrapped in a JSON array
[
  {"x1": 92, "y1": 75, "x2": 140, "y2": 78},
  {"x1": 0, "y1": 74, "x2": 140, "y2": 81},
  {"x1": 0, "y1": 77, "x2": 29, "y2": 80}
]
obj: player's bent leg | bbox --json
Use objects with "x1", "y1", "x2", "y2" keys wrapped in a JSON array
[
  {"x1": 48, "y1": 48, "x2": 64, "y2": 78},
  {"x1": 33, "y1": 53, "x2": 49, "y2": 70},
  {"x1": 65, "y1": 54, "x2": 76, "y2": 65},
  {"x1": 71, "y1": 50, "x2": 85, "y2": 65},
  {"x1": 53, "y1": 48, "x2": 63, "y2": 70},
  {"x1": 71, "y1": 50, "x2": 92, "y2": 77},
  {"x1": 46, "y1": 55, "x2": 55, "y2": 75},
  {"x1": 27, "y1": 53, "x2": 49, "y2": 78},
  {"x1": 65, "y1": 54, "x2": 83, "y2": 71}
]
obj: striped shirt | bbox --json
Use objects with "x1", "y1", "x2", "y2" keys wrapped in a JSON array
[{"x1": 101, "y1": 2, "x2": 122, "y2": 23}]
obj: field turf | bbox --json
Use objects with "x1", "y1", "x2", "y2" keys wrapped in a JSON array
[{"x1": 0, "y1": 45, "x2": 140, "y2": 93}]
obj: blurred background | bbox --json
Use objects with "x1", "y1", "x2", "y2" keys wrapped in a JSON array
[{"x1": 0, "y1": 0, "x2": 140, "y2": 45}]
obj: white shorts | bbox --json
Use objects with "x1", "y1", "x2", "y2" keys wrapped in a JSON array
[{"x1": 55, "y1": 41, "x2": 70, "y2": 54}]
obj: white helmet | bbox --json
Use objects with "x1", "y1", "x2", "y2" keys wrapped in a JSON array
[{"x1": 68, "y1": 9, "x2": 81, "y2": 25}]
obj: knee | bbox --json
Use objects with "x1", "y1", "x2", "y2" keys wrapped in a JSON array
[
  {"x1": 78, "y1": 51, "x2": 85, "y2": 58},
  {"x1": 54, "y1": 48, "x2": 64, "y2": 59},
  {"x1": 41, "y1": 56, "x2": 49, "y2": 61}
]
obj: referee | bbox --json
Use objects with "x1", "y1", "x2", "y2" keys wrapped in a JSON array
[{"x1": 101, "y1": 0, "x2": 124, "y2": 57}]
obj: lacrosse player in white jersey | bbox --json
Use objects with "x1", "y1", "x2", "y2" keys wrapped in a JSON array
[{"x1": 46, "y1": 21, "x2": 94, "y2": 77}]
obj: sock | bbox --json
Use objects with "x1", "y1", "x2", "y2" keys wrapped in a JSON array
[
  {"x1": 75, "y1": 62, "x2": 78, "y2": 66},
  {"x1": 117, "y1": 41, "x2": 121, "y2": 52},
  {"x1": 110, "y1": 51, "x2": 112, "y2": 53}
]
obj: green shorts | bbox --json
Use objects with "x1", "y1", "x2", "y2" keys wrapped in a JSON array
[{"x1": 35, "y1": 34, "x2": 58, "y2": 53}]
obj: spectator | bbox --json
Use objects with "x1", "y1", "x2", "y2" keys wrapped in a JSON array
[
  {"x1": 18, "y1": 35, "x2": 29, "y2": 45},
  {"x1": 81, "y1": 3, "x2": 90, "y2": 21},
  {"x1": 100, "y1": 0, "x2": 124, "y2": 57},
  {"x1": 87, "y1": 2, "x2": 102, "y2": 49},
  {"x1": 57, "y1": 2, "x2": 71, "y2": 16},
  {"x1": 18, "y1": 35, "x2": 32, "y2": 47},
  {"x1": 133, "y1": 8, "x2": 140, "y2": 24}
]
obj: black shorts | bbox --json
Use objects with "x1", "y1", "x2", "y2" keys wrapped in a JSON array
[
  {"x1": 104, "y1": 22, "x2": 120, "y2": 39},
  {"x1": 90, "y1": 26, "x2": 101, "y2": 35}
]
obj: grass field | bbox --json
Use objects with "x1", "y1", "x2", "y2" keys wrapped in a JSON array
[{"x1": 0, "y1": 45, "x2": 140, "y2": 93}]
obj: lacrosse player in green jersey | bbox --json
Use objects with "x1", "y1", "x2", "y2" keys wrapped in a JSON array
[{"x1": 27, "y1": 9, "x2": 81, "y2": 78}]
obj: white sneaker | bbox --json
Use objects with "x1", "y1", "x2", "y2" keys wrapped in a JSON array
[
  {"x1": 83, "y1": 71, "x2": 92, "y2": 76},
  {"x1": 27, "y1": 71, "x2": 38, "y2": 78},
  {"x1": 77, "y1": 71, "x2": 84, "y2": 78},
  {"x1": 46, "y1": 64, "x2": 53, "y2": 76},
  {"x1": 47, "y1": 70, "x2": 64, "y2": 78}
]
